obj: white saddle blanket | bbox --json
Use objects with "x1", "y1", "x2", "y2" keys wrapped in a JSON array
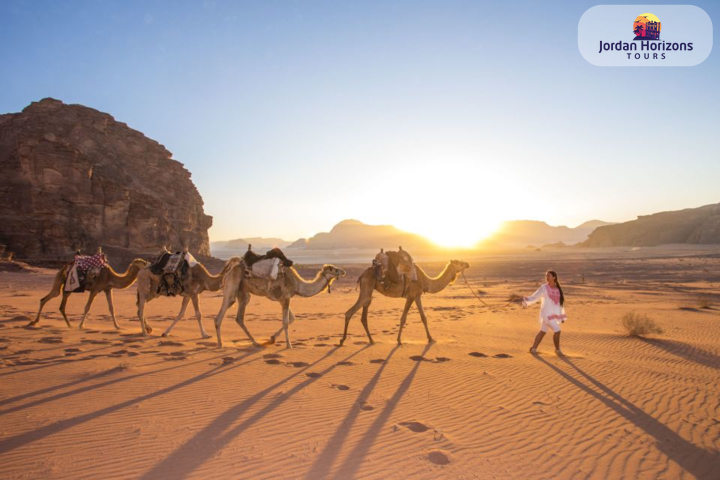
[
  {"x1": 164, "y1": 253, "x2": 199, "y2": 273},
  {"x1": 250, "y1": 258, "x2": 281, "y2": 280}
]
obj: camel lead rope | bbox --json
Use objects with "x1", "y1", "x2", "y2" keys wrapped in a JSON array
[{"x1": 461, "y1": 271, "x2": 491, "y2": 307}]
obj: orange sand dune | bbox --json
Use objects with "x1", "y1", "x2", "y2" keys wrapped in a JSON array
[{"x1": 0, "y1": 250, "x2": 719, "y2": 479}]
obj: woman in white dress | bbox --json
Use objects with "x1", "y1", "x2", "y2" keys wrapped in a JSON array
[{"x1": 523, "y1": 270, "x2": 566, "y2": 355}]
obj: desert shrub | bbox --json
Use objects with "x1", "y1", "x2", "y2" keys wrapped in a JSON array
[
  {"x1": 698, "y1": 295, "x2": 712, "y2": 309},
  {"x1": 507, "y1": 293, "x2": 523, "y2": 302},
  {"x1": 622, "y1": 312, "x2": 663, "y2": 337}
]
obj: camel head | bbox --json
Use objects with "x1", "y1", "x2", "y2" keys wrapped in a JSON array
[
  {"x1": 449, "y1": 259, "x2": 470, "y2": 272},
  {"x1": 321, "y1": 264, "x2": 346, "y2": 282},
  {"x1": 130, "y1": 258, "x2": 151, "y2": 270}
]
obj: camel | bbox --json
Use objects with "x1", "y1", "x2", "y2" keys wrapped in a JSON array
[
  {"x1": 30, "y1": 258, "x2": 150, "y2": 329},
  {"x1": 342, "y1": 259, "x2": 470, "y2": 346},
  {"x1": 213, "y1": 262, "x2": 346, "y2": 348},
  {"x1": 135, "y1": 256, "x2": 241, "y2": 338}
]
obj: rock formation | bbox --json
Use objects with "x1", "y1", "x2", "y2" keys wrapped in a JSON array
[
  {"x1": 583, "y1": 203, "x2": 720, "y2": 247},
  {"x1": 0, "y1": 98, "x2": 212, "y2": 266}
]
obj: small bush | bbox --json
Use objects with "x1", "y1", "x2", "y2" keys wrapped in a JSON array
[
  {"x1": 622, "y1": 312, "x2": 663, "y2": 337},
  {"x1": 698, "y1": 295, "x2": 712, "y2": 309}
]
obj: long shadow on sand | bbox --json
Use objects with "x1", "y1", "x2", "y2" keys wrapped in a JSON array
[
  {"x1": 304, "y1": 346, "x2": 400, "y2": 479},
  {"x1": 0, "y1": 349, "x2": 262, "y2": 455},
  {"x1": 0, "y1": 349, "x2": 235, "y2": 415},
  {"x1": 537, "y1": 356, "x2": 718, "y2": 479},
  {"x1": 138, "y1": 346, "x2": 368, "y2": 480},
  {"x1": 330, "y1": 343, "x2": 433, "y2": 478},
  {"x1": 639, "y1": 337, "x2": 720, "y2": 370}
]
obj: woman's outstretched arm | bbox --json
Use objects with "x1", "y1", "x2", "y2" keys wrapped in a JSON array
[{"x1": 523, "y1": 285, "x2": 544, "y2": 307}]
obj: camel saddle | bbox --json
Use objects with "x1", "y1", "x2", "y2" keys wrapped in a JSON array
[
  {"x1": 149, "y1": 251, "x2": 199, "y2": 296},
  {"x1": 64, "y1": 252, "x2": 109, "y2": 293},
  {"x1": 242, "y1": 246, "x2": 293, "y2": 280},
  {"x1": 243, "y1": 247, "x2": 293, "y2": 268},
  {"x1": 373, "y1": 247, "x2": 417, "y2": 294}
]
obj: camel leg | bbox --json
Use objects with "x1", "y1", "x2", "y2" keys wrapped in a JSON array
[
  {"x1": 342, "y1": 280, "x2": 373, "y2": 346},
  {"x1": 396, "y1": 297, "x2": 415, "y2": 346},
  {"x1": 30, "y1": 285, "x2": 64, "y2": 327},
  {"x1": 281, "y1": 300, "x2": 292, "y2": 348},
  {"x1": 162, "y1": 296, "x2": 190, "y2": 337},
  {"x1": 360, "y1": 304, "x2": 375, "y2": 344},
  {"x1": 415, "y1": 296, "x2": 434, "y2": 343},
  {"x1": 191, "y1": 295, "x2": 211, "y2": 339},
  {"x1": 234, "y1": 291, "x2": 259, "y2": 347},
  {"x1": 78, "y1": 291, "x2": 99, "y2": 330},
  {"x1": 213, "y1": 291, "x2": 237, "y2": 349},
  {"x1": 105, "y1": 289, "x2": 121, "y2": 329},
  {"x1": 58, "y1": 291, "x2": 72, "y2": 328},
  {"x1": 269, "y1": 308, "x2": 296, "y2": 343},
  {"x1": 136, "y1": 294, "x2": 153, "y2": 336}
]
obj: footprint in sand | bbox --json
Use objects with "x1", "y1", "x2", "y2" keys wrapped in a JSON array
[
  {"x1": 158, "y1": 340, "x2": 185, "y2": 347},
  {"x1": 0, "y1": 338, "x2": 11, "y2": 343},
  {"x1": 222, "y1": 356, "x2": 238, "y2": 364},
  {"x1": 469, "y1": 352, "x2": 487, "y2": 358},
  {"x1": 369, "y1": 358, "x2": 385, "y2": 364},
  {"x1": 164, "y1": 355, "x2": 188, "y2": 361},
  {"x1": 265, "y1": 359, "x2": 282, "y2": 365},
  {"x1": 336, "y1": 361, "x2": 355, "y2": 366},
  {"x1": 196, "y1": 341, "x2": 217, "y2": 347},
  {"x1": 427, "y1": 449, "x2": 452, "y2": 465},
  {"x1": 332, "y1": 384, "x2": 350, "y2": 391},
  {"x1": 263, "y1": 353, "x2": 284, "y2": 359},
  {"x1": 435, "y1": 357, "x2": 451, "y2": 363},
  {"x1": 493, "y1": 353, "x2": 513, "y2": 359},
  {"x1": 409, "y1": 355, "x2": 427, "y2": 362},
  {"x1": 314, "y1": 343, "x2": 330, "y2": 347},
  {"x1": 353, "y1": 341, "x2": 367, "y2": 345},
  {"x1": 38, "y1": 337, "x2": 64, "y2": 344},
  {"x1": 305, "y1": 372, "x2": 322, "y2": 378},
  {"x1": 399, "y1": 421, "x2": 431, "y2": 433},
  {"x1": 15, "y1": 349, "x2": 34, "y2": 355},
  {"x1": 359, "y1": 401, "x2": 374, "y2": 411},
  {"x1": 289, "y1": 361, "x2": 309, "y2": 368},
  {"x1": 83, "y1": 339, "x2": 113, "y2": 345}
]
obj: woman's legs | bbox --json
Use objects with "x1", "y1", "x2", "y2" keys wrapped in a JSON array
[
  {"x1": 553, "y1": 331, "x2": 561, "y2": 350},
  {"x1": 530, "y1": 331, "x2": 545, "y2": 351}
]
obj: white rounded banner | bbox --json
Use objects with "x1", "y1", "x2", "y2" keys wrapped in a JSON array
[{"x1": 579, "y1": 5, "x2": 712, "y2": 66}]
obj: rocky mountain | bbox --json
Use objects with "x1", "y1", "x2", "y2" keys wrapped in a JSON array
[
  {"x1": 211, "y1": 237, "x2": 291, "y2": 254},
  {"x1": 290, "y1": 219, "x2": 434, "y2": 250},
  {"x1": 582, "y1": 203, "x2": 720, "y2": 247},
  {"x1": 0, "y1": 98, "x2": 212, "y2": 266},
  {"x1": 482, "y1": 220, "x2": 614, "y2": 248}
]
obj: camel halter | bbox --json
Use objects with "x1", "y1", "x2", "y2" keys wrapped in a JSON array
[{"x1": 322, "y1": 272, "x2": 333, "y2": 294}]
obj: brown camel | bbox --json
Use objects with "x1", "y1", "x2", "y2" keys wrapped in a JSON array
[
  {"x1": 342, "y1": 259, "x2": 470, "y2": 346},
  {"x1": 135, "y1": 257, "x2": 241, "y2": 337},
  {"x1": 30, "y1": 258, "x2": 150, "y2": 329},
  {"x1": 213, "y1": 263, "x2": 346, "y2": 348}
]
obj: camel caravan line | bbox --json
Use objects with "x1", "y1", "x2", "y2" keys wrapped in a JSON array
[{"x1": 32, "y1": 245, "x2": 471, "y2": 348}]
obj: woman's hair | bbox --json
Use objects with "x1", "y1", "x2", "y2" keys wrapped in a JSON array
[{"x1": 547, "y1": 270, "x2": 564, "y2": 306}]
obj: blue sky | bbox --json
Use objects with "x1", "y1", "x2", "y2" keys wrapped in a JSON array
[{"x1": 1, "y1": 0, "x2": 718, "y2": 245}]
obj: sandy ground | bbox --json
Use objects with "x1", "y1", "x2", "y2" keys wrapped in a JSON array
[{"x1": 1, "y1": 249, "x2": 719, "y2": 479}]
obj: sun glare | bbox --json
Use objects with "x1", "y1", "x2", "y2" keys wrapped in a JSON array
[{"x1": 384, "y1": 160, "x2": 531, "y2": 249}]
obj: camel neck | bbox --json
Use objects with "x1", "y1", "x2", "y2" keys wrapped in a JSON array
[
  {"x1": 109, "y1": 265, "x2": 140, "y2": 289},
  {"x1": 295, "y1": 270, "x2": 331, "y2": 298},
  {"x1": 421, "y1": 263, "x2": 457, "y2": 294}
]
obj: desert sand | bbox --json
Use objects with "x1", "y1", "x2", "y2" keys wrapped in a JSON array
[{"x1": 1, "y1": 248, "x2": 719, "y2": 479}]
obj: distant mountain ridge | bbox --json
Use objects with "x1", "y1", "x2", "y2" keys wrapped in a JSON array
[
  {"x1": 583, "y1": 203, "x2": 720, "y2": 246},
  {"x1": 482, "y1": 220, "x2": 615, "y2": 248},
  {"x1": 289, "y1": 219, "x2": 433, "y2": 250}
]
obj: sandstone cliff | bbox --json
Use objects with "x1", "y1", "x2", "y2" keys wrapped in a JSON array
[
  {"x1": 583, "y1": 203, "x2": 720, "y2": 247},
  {"x1": 0, "y1": 98, "x2": 212, "y2": 266}
]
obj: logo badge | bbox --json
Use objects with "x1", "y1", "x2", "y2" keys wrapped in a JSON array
[{"x1": 579, "y1": 5, "x2": 712, "y2": 67}]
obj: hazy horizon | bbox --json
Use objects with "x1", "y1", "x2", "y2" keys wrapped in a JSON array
[{"x1": 2, "y1": 0, "x2": 718, "y2": 247}]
